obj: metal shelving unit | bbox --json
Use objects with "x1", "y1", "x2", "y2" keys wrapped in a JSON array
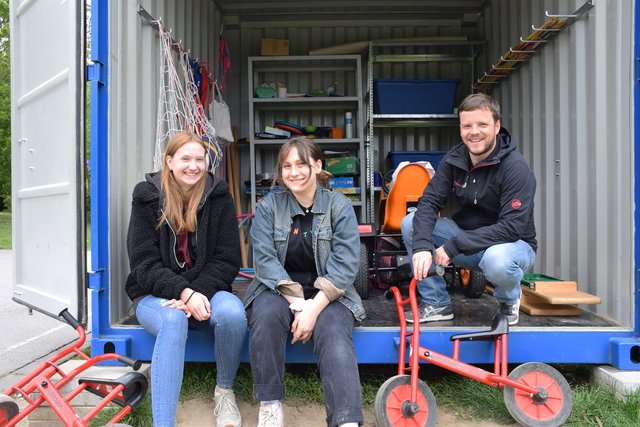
[
  {"x1": 248, "y1": 55, "x2": 366, "y2": 221},
  {"x1": 365, "y1": 40, "x2": 484, "y2": 223}
]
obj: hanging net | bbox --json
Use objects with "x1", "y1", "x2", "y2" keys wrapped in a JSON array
[{"x1": 154, "y1": 24, "x2": 223, "y2": 172}]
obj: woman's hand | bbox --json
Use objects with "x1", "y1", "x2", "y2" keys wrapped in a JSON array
[
  {"x1": 161, "y1": 298, "x2": 192, "y2": 318},
  {"x1": 290, "y1": 292, "x2": 330, "y2": 344},
  {"x1": 186, "y1": 291, "x2": 211, "y2": 321},
  {"x1": 290, "y1": 302, "x2": 318, "y2": 344},
  {"x1": 179, "y1": 288, "x2": 211, "y2": 321}
]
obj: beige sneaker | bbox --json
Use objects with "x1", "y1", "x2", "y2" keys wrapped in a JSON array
[
  {"x1": 214, "y1": 388, "x2": 242, "y2": 427},
  {"x1": 258, "y1": 402, "x2": 284, "y2": 427}
]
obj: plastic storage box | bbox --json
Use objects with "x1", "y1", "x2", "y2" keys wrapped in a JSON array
[
  {"x1": 325, "y1": 157, "x2": 359, "y2": 176},
  {"x1": 387, "y1": 150, "x2": 448, "y2": 171},
  {"x1": 373, "y1": 79, "x2": 460, "y2": 114}
]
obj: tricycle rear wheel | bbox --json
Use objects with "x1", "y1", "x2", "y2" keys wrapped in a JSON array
[
  {"x1": 504, "y1": 362, "x2": 572, "y2": 427},
  {"x1": 374, "y1": 375, "x2": 437, "y2": 427},
  {"x1": 0, "y1": 394, "x2": 19, "y2": 423}
]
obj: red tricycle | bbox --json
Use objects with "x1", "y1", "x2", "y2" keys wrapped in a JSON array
[
  {"x1": 374, "y1": 278, "x2": 573, "y2": 427},
  {"x1": 0, "y1": 309, "x2": 147, "y2": 427}
]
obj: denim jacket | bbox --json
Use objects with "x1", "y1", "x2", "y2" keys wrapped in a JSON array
[{"x1": 243, "y1": 187, "x2": 365, "y2": 322}]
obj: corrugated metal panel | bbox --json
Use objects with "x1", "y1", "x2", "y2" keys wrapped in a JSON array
[
  {"x1": 107, "y1": 0, "x2": 218, "y2": 322},
  {"x1": 482, "y1": 0, "x2": 633, "y2": 326},
  {"x1": 104, "y1": 0, "x2": 634, "y2": 328}
]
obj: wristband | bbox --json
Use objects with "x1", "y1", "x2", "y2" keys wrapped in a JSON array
[
  {"x1": 289, "y1": 301, "x2": 305, "y2": 313},
  {"x1": 184, "y1": 290, "x2": 197, "y2": 304}
]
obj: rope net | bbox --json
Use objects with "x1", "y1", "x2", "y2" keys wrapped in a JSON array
[{"x1": 154, "y1": 24, "x2": 223, "y2": 172}]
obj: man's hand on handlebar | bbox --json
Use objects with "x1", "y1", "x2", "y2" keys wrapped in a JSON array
[
  {"x1": 413, "y1": 251, "x2": 433, "y2": 281},
  {"x1": 413, "y1": 248, "x2": 450, "y2": 280}
]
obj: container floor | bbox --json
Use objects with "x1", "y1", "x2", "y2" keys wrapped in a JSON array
[
  {"x1": 360, "y1": 286, "x2": 617, "y2": 328},
  {"x1": 119, "y1": 282, "x2": 617, "y2": 329}
]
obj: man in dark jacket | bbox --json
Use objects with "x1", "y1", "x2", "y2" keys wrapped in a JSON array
[{"x1": 401, "y1": 93, "x2": 537, "y2": 325}]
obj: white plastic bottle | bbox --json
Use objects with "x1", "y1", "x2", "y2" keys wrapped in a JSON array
[{"x1": 345, "y1": 112, "x2": 353, "y2": 139}]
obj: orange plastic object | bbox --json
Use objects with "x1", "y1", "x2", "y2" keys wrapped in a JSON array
[{"x1": 380, "y1": 163, "x2": 431, "y2": 233}]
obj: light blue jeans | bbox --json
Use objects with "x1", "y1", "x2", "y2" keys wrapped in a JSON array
[
  {"x1": 136, "y1": 291, "x2": 247, "y2": 427},
  {"x1": 401, "y1": 214, "x2": 536, "y2": 307}
]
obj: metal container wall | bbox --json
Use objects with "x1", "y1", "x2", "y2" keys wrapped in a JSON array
[
  {"x1": 106, "y1": 0, "x2": 219, "y2": 322},
  {"x1": 482, "y1": 0, "x2": 634, "y2": 326},
  {"x1": 103, "y1": 0, "x2": 635, "y2": 329}
]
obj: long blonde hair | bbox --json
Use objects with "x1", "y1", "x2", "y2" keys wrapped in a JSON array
[
  {"x1": 158, "y1": 131, "x2": 208, "y2": 233},
  {"x1": 276, "y1": 137, "x2": 332, "y2": 189}
]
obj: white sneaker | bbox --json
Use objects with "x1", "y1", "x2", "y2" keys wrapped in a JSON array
[
  {"x1": 214, "y1": 388, "x2": 242, "y2": 427},
  {"x1": 258, "y1": 402, "x2": 284, "y2": 427}
]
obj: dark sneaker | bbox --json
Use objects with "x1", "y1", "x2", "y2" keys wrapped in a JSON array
[
  {"x1": 406, "y1": 302, "x2": 454, "y2": 323},
  {"x1": 499, "y1": 296, "x2": 521, "y2": 326}
]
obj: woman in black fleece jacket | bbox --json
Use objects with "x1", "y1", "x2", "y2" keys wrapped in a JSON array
[{"x1": 125, "y1": 131, "x2": 245, "y2": 427}]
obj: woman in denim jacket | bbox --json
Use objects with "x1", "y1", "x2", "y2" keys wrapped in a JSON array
[{"x1": 243, "y1": 137, "x2": 365, "y2": 427}]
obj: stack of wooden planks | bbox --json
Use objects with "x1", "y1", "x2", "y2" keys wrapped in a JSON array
[{"x1": 488, "y1": 274, "x2": 601, "y2": 316}]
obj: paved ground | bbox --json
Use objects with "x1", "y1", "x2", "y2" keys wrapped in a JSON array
[{"x1": 0, "y1": 250, "x2": 81, "y2": 390}]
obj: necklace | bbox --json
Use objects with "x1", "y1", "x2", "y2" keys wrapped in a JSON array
[{"x1": 298, "y1": 202, "x2": 313, "y2": 214}]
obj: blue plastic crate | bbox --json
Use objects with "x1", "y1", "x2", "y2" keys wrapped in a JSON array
[
  {"x1": 373, "y1": 79, "x2": 460, "y2": 114},
  {"x1": 387, "y1": 150, "x2": 448, "y2": 171}
]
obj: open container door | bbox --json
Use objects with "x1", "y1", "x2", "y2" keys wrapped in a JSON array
[{"x1": 9, "y1": 0, "x2": 87, "y2": 322}]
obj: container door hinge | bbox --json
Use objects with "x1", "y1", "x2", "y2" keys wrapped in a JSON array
[
  {"x1": 86, "y1": 62, "x2": 105, "y2": 84},
  {"x1": 88, "y1": 269, "x2": 106, "y2": 290}
]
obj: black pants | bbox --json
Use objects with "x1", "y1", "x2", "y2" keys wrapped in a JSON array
[{"x1": 248, "y1": 290, "x2": 364, "y2": 427}]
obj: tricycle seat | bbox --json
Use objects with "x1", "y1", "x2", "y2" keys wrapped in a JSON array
[{"x1": 450, "y1": 313, "x2": 509, "y2": 342}]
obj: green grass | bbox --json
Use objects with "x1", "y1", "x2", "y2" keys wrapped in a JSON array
[
  {"x1": 0, "y1": 211, "x2": 10, "y2": 249},
  {"x1": 93, "y1": 362, "x2": 640, "y2": 426}
]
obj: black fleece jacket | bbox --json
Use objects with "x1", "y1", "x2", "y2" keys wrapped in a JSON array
[
  {"x1": 125, "y1": 172, "x2": 240, "y2": 302},
  {"x1": 413, "y1": 128, "x2": 537, "y2": 257}
]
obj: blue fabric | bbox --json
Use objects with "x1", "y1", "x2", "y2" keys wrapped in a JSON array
[
  {"x1": 243, "y1": 187, "x2": 365, "y2": 321},
  {"x1": 402, "y1": 214, "x2": 535, "y2": 306},
  {"x1": 135, "y1": 291, "x2": 246, "y2": 426}
]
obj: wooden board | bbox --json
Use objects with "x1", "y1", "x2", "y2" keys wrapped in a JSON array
[
  {"x1": 523, "y1": 280, "x2": 577, "y2": 293},
  {"x1": 521, "y1": 286, "x2": 601, "y2": 305},
  {"x1": 520, "y1": 292, "x2": 581, "y2": 316}
]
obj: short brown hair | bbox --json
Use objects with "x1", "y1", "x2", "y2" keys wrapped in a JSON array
[{"x1": 458, "y1": 93, "x2": 501, "y2": 122}]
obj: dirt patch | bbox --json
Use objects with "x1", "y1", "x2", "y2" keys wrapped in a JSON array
[{"x1": 176, "y1": 396, "x2": 516, "y2": 426}]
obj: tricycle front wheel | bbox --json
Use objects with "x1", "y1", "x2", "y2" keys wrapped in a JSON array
[{"x1": 374, "y1": 375, "x2": 437, "y2": 427}]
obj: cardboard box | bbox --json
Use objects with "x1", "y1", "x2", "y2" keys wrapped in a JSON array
[{"x1": 261, "y1": 38, "x2": 290, "y2": 56}]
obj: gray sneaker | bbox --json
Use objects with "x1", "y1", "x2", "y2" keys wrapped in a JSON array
[
  {"x1": 406, "y1": 301, "x2": 454, "y2": 323},
  {"x1": 214, "y1": 388, "x2": 242, "y2": 427},
  {"x1": 258, "y1": 402, "x2": 284, "y2": 427},
  {"x1": 499, "y1": 296, "x2": 521, "y2": 326}
]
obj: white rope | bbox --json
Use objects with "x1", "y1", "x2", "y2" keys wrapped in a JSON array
[{"x1": 153, "y1": 24, "x2": 223, "y2": 172}]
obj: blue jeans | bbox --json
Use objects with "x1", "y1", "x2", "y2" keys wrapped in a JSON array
[
  {"x1": 401, "y1": 214, "x2": 536, "y2": 306},
  {"x1": 136, "y1": 291, "x2": 247, "y2": 427},
  {"x1": 248, "y1": 290, "x2": 364, "y2": 427}
]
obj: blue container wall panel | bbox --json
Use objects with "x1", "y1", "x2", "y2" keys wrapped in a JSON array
[{"x1": 91, "y1": 327, "x2": 637, "y2": 368}]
